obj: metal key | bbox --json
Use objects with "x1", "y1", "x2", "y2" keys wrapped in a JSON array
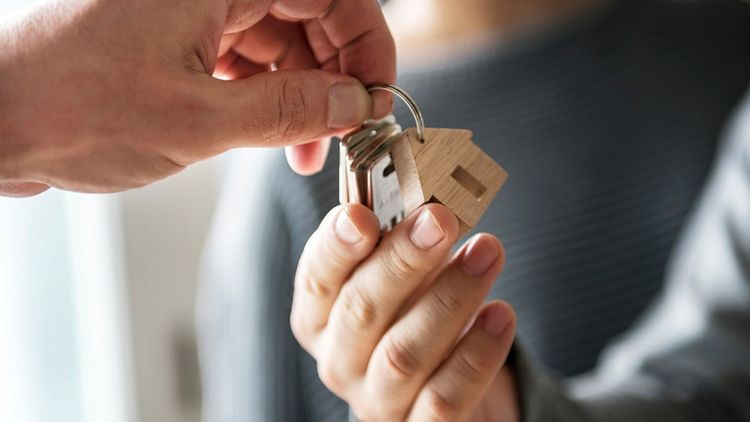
[
  {"x1": 339, "y1": 115, "x2": 406, "y2": 232},
  {"x1": 339, "y1": 84, "x2": 430, "y2": 233},
  {"x1": 339, "y1": 83, "x2": 507, "y2": 237}
]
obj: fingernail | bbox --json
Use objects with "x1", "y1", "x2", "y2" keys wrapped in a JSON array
[
  {"x1": 482, "y1": 304, "x2": 512, "y2": 338},
  {"x1": 335, "y1": 208, "x2": 363, "y2": 244},
  {"x1": 410, "y1": 209, "x2": 446, "y2": 249},
  {"x1": 461, "y1": 236, "x2": 500, "y2": 277},
  {"x1": 328, "y1": 81, "x2": 371, "y2": 129}
]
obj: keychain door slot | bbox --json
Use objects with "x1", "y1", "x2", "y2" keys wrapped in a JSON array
[{"x1": 451, "y1": 165, "x2": 486, "y2": 200}]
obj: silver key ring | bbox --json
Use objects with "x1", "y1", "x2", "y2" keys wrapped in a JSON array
[{"x1": 368, "y1": 83, "x2": 425, "y2": 142}]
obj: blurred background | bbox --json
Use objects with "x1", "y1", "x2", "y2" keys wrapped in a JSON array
[
  {"x1": 3, "y1": 0, "x2": 750, "y2": 421},
  {"x1": 0, "y1": 3, "x2": 219, "y2": 421}
]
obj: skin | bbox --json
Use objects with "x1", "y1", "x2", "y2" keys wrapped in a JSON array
[
  {"x1": 292, "y1": 0, "x2": 603, "y2": 419},
  {"x1": 291, "y1": 204, "x2": 520, "y2": 421},
  {"x1": 0, "y1": 0, "x2": 396, "y2": 197}
]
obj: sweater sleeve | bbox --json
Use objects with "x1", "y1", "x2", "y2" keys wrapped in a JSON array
[
  {"x1": 197, "y1": 150, "x2": 304, "y2": 422},
  {"x1": 514, "y1": 96, "x2": 750, "y2": 422}
]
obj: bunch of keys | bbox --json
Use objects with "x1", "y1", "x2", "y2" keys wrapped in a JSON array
[{"x1": 339, "y1": 84, "x2": 508, "y2": 236}]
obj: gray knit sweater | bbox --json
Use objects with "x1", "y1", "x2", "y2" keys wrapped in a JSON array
[{"x1": 198, "y1": 1, "x2": 750, "y2": 420}]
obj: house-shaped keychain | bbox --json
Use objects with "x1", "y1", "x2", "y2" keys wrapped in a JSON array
[{"x1": 390, "y1": 127, "x2": 508, "y2": 236}]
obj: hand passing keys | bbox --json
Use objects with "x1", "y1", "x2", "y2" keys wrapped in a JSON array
[{"x1": 290, "y1": 203, "x2": 519, "y2": 422}]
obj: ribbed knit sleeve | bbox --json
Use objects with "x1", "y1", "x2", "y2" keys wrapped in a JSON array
[{"x1": 514, "y1": 96, "x2": 750, "y2": 422}]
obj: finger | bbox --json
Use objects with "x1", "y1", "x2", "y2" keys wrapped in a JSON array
[
  {"x1": 223, "y1": 0, "x2": 273, "y2": 34},
  {"x1": 291, "y1": 204, "x2": 380, "y2": 354},
  {"x1": 229, "y1": 15, "x2": 317, "y2": 70},
  {"x1": 214, "y1": 50, "x2": 240, "y2": 77},
  {"x1": 316, "y1": 205, "x2": 459, "y2": 394},
  {"x1": 284, "y1": 138, "x2": 331, "y2": 175},
  {"x1": 0, "y1": 181, "x2": 50, "y2": 197},
  {"x1": 409, "y1": 301, "x2": 516, "y2": 422},
  {"x1": 303, "y1": 19, "x2": 337, "y2": 68},
  {"x1": 363, "y1": 234, "x2": 505, "y2": 420},
  {"x1": 194, "y1": 69, "x2": 371, "y2": 159},
  {"x1": 238, "y1": 18, "x2": 335, "y2": 175},
  {"x1": 214, "y1": 53, "x2": 268, "y2": 80},
  {"x1": 272, "y1": 0, "x2": 396, "y2": 117},
  {"x1": 217, "y1": 32, "x2": 241, "y2": 58}
]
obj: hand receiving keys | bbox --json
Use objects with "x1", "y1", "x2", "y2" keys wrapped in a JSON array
[{"x1": 291, "y1": 203, "x2": 520, "y2": 422}]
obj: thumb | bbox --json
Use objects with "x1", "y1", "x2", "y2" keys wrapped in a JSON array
[
  {"x1": 206, "y1": 69, "x2": 372, "y2": 150},
  {"x1": 0, "y1": 181, "x2": 50, "y2": 197}
]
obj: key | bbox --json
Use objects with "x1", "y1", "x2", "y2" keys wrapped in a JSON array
[
  {"x1": 340, "y1": 116, "x2": 406, "y2": 232},
  {"x1": 390, "y1": 127, "x2": 507, "y2": 236},
  {"x1": 339, "y1": 84, "x2": 508, "y2": 236}
]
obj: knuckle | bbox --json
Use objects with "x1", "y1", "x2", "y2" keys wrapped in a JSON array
[
  {"x1": 274, "y1": 77, "x2": 307, "y2": 141},
  {"x1": 156, "y1": 154, "x2": 187, "y2": 176},
  {"x1": 380, "y1": 243, "x2": 420, "y2": 283},
  {"x1": 422, "y1": 386, "x2": 460, "y2": 421},
  {"x1": 350, "y1": 404, "x2": 375, "y2": 422},
  {"x1": 289, "y1": 308, "x2": 316, "y2": 347},
  {"x1": 339, "y1": 283, "x2": 377, "y2": 328},
  {"x1": 317, "y1": 357, "x2": 344, "y2": 395},
  {"x1": 306, "y1": 275, "x2": 332, "y2": 298},
  {"x1": 453, "y1": 350, "x2": 486, "y2": 384},
  {"x1": 431, "y1": 286, "x2": 465, "y2": 319},
  {"x1": 299, "y1": 271, "x2": 333, "y2": 299},
  {"x1": 289, "y1": 309, "x2": 304, "y2": 339},
  {"x1": 322, "y1": 234, "x2": 354, "y2": 269},
  {"x1": 382, "y1": 336, "x2": 421, "y2": 381},
  {"x1": 289, "y1": 312, "x2": 306, "y2": 344}
]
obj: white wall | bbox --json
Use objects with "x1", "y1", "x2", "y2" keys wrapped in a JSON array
[
  {"x1": 0, "y1": 163, "x2": 219, "y2": 422},
  {"x1": 121, "y1": 161, "x2": 218, "y2": 422}
]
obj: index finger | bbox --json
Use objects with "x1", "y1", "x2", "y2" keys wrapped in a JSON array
[
  {"x1": 291, "y1": 204, "x2": 380, "y2": 354},
  {"x1": 272, "y1": 0, "x2": 396, "y2": 117}
]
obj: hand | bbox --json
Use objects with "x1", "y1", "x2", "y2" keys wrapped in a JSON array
[
  {"x1": 291, "y1": 204, "x2": 520, "y2": 421},
  {"x1": 0, "y1": 0, "x2": 395, "y2": 196}
]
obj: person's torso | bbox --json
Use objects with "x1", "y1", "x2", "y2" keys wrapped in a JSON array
[{"x1": 267, "y1": 1, "x2": 750, "y2": 419}]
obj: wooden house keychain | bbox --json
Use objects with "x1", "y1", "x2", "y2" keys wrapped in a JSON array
[{"x1": 339, "y1": 84, "x2": 508, "y2": 236}]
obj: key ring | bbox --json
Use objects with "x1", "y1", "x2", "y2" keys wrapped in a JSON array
[{"x1": 368, "y1": 84, "x2": 425, "y2": 142}]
